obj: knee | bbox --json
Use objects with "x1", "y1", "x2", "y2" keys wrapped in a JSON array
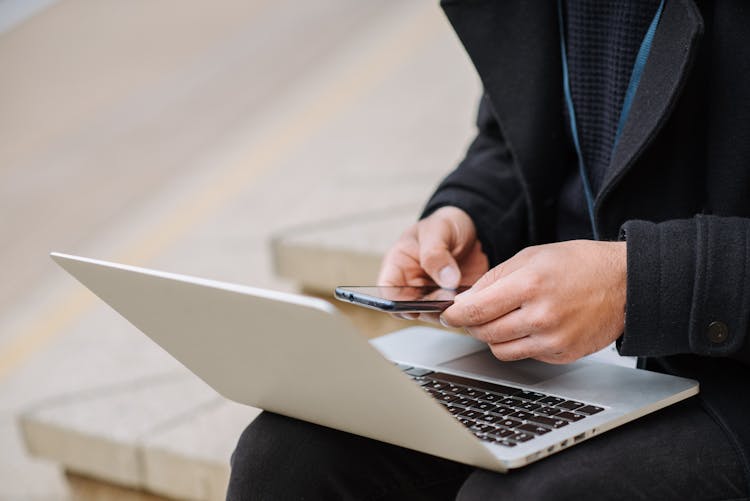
[
  {"x1": 227, "y1": 412, "x2": 304, "y2": 500},
  {"x1": 226, "y1": 412, "x2": 362, "y2": 500}
]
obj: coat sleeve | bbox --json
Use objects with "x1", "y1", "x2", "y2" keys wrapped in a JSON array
[
  {"x1": 619, "y1": 216, "x2": 750, "y2": 365},
  {"x1": 421, "y1": 94, "x2": 530, "y2": 266}
]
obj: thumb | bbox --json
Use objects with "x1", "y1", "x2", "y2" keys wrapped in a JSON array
[{"x1": 417, "y1": 218, "x2": 462, "y2": 289}]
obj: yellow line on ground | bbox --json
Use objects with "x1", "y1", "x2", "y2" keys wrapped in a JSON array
[
  {"x1": 0, "y1": 5, "x2": 443, "y2": 382},
  {"x1": 0, "y1": 291, "x2": 94, "y2": 381}
]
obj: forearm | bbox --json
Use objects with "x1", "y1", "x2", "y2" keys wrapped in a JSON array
[{"x1": 422, "y1": 94, "x2": 529, "y2": 266}]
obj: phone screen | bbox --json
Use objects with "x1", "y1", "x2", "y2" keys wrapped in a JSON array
[{"x1": 334, "y1": 285, "x2": 469, "y2": 312}]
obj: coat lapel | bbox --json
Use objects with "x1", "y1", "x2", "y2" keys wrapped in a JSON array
[
  {"x1": 597, "y1": 0, "x2": 704, "y2": 211},
  {"x1": 440, "y1": 0, "x2": 566, "y2": 239}
]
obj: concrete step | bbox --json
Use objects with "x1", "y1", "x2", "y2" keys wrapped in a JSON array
[
  {"x1": 20, "y1": 371, "x2": 260, "y2": 501},
  {"x1": 272, "y1": 205, "x2": 420, "y2": 294}
]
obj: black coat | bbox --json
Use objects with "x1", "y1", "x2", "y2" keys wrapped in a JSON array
[{"x1": 424, "y1": 0, "x2": 750, "y2": 488}]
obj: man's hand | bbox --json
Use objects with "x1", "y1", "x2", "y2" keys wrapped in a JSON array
[
  {"x1": 378, "y1": 206, "x2": 489, "y2": 319},
  {"x1": 440, "y1": 240, "x2": 627, "y2": 364}
]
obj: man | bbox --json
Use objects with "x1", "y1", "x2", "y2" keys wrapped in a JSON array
[{"x1": 228, "y1": 1, "x2": 750, "y2": 498}]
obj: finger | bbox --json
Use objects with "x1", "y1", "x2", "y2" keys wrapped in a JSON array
[
  {"x1": 441, "y1": 270, "x2": 528, "y2": 327},
  {"x1": 460, "y1": 249, "x2": 530, "y2": 297},
  {"x1": 417, "y1": 218, "x2": 461, "y2": 289},
  {"x1": 534, "y1": 351, "x2": 574, "y2": 365},
  {"x1": 488, "y1": 335, "x2": 544, "y2": 362},
  {"x1": 378, "y1": 236, "x2": 429, "y2": 287},
  {"x1": 416, "y1": 312, "x2": 441, "y2": 324},
  {"x1": 397, "y1": 313, "x2": 419, "y2": 321},
  {"x1": 378, "y1": 258, "x2": 429, "y2": 287},
  {"x1": 464, "y1": 308, "x2": 529, "y2": 344},
  {"x1": 489, "y1": 337, "x2": 574, "y2": 365}
]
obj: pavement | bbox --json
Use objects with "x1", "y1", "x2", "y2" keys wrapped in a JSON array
[{"x1": 0, "y1": 1, "x2": 480, "y2": 499}]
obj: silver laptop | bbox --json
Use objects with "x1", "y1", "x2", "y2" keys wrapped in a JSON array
[{"x1": 50, "y1": 252, "x2": 698, "y2": 472}]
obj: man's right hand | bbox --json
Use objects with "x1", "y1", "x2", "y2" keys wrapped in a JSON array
[{"x1": 377, "y1": 206, "x2": 489, "y2": 319}]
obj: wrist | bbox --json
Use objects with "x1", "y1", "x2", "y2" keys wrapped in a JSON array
[{"x1": 609, "y1": 241, "x2": 628, "y2": 331}]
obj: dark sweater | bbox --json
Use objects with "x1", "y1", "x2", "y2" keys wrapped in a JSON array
[{"x1": 557, "y1": 0, "x2": 661, "y2": 240}]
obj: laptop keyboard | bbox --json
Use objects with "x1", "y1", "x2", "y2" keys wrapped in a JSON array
[{"x1": 398, "y1": 364, "x2": 604, "y2": 448}]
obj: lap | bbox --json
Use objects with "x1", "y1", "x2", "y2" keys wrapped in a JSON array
[
  {"x1": 459, "y1": 399, "x2": 747, "y2": 500},
  {"x1": 227, "y1": 411, "x2": 473, "y2": 500},
  {"x1": 228, "y1": 399, "x2": 747, "y2": 501}
]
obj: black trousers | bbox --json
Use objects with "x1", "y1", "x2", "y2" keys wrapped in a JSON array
[{"x1": 227, "y1": 399, "x2": 747, "y2": 500}]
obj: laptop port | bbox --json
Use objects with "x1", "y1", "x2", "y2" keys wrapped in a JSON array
[{"x1": 573, "y1": 432, "x2": 586, "y2": 443}]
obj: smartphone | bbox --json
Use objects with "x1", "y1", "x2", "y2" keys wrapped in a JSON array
[{"x1": 334, "y1": 285, "x2": 469, "y2": 313}]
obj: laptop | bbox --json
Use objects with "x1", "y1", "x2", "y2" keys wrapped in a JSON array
[{"x1": 50, "y1": 252, "x2": 699, "y2": 472}]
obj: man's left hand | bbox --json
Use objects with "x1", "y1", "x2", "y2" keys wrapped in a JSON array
[{"x1": 440, "y1": 240, "x2": 627, "y2": 364}]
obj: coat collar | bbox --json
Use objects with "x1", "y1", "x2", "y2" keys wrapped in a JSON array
[{"x1": 441, "y1": 0, "x2": 703, "y2": 234}]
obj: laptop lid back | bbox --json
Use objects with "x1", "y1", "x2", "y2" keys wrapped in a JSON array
[{"x1": 50, "y1": 253, "x2": 502, "y2": 471}]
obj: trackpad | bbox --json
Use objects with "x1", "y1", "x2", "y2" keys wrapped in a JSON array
[{"x1": 438, "y1": 349, "x2": 581, "y2": 386}]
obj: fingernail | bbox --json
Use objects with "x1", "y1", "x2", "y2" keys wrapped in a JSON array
[
  {"x1": 439, "y1": 315, "x2": 453, "y2": 328},
  {"x1": 439, "y1": 266, "x2": 459, "y2": 288}
]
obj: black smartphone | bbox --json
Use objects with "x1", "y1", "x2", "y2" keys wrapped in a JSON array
[{"x1": 334, "y1": 285, "x2": 470, "y2": 313}]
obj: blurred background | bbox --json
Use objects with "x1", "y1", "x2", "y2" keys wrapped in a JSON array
[{"x1": 0, "y1": 0, "x2": 480, "y2": 499}]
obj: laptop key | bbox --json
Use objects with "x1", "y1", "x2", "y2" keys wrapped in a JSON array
[
  {"x1": 477, "y1": 413, "x2": 502, "y2": 424},
  {"x1": 447, "y1": 406, "x2": 465, "y2": 415},
  {"x1": 425, "y1": 381, "x2": 448, "y2": 390},
  {"x1": 471, "y1": 401, "x2": 497, "y2": 412},
  {"x1": 497, "y1": 439, "x2": 518, "y2": 447},
  {"x1": 556, "y1": 411, "x2": 586, "y2": 422},
  {"x1": 405, "y1": 367, "x2": 433, "y2": 377},
  {"x1": 556, "y1": 400, "x2": 585, "y2": 411},
  {"x1": 536, "y1": 405, "x2": 562, "y2": 417},
  {"x1": 518, "y1": 423, "x2": 552, "y2": 436},
  {"x1": 517, "y1": 390, "x2": 548, "y2": 401},
  {"x1": 481, "y1": 392, "x2": 501, "y2": 402},
  {"x1": 577, "y1": 405, "x2": 605, "y2": 415},
  {"x1": 517, "y1": 402, "x2": 542, "y2": 412},
  {"x1": 488, "y1": 427, "x2": 516, "y2": 439},
  {"x1": 499, "y1": 397, "x2": 524, "y2": 407},
  {"x1": 435, "y1": 392, "x2": 460, "y2": 404},
  {"x1": 539, "y1": 396, "x2": 566, "y2": 406},
  {"x1": 499, "y1": 418, "x2": 523, "y2": 429},
  {"x1": 527, "y1": 414, "x2": 569, "y2": 429},
  {"x1": 508, "y1": 410, "x2": 535, "y2": 420},
  {"x1": 458, "y1": 387, "x2": 484, "y2": 398},
  {"x1": 488, "y1": 405, "x2": 514, "y2": 417},
  {"x1": 471, "y1": 423, "x2": 495, "y2": 434},
  {"x1": 453, "y1": 397, "x2": 479, "y2": 408},
  {"x1": 509, "y1": 432, "x2": 534, "y2": 443},
  {"x1": 425, "y1": 388, "x2": 443, "y2": 398},
  {"x1": 459, "y1": 418, "x2": 476, "y2": 427},
  {"x1": 459, "y1": 409, "x2": 484, "y2": 420}
]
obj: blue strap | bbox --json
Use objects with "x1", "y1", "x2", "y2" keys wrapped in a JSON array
[
  {"x1": 557, "y1": 0, "x2": 598, "y2": 240},
  {"x1": 557, "y1": 0, "x2": 664, "y2": 240},
  {"x1": 614, "y1": 0, "x2": 665, "y2": 148}
]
